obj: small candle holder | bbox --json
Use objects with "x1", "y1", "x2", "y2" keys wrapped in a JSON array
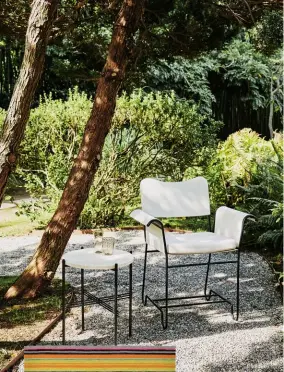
[{"x1": 93, "y1": 229, "x2": 103, "y2": 253}]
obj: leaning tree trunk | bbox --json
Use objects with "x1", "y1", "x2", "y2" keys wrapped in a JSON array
[
  {"x1": 5, "y1": 0, "x2": 145, "y2": 300},
  {"x1": 0, "y1": 0, "x2": 58, "y2": 204}
]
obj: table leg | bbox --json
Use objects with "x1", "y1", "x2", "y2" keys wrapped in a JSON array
[
  {"x1": 81, "y1": 246, "x2": 85, "y2": 332},
  {"x1": 114, "y1": 263, "x2": 118, "y2": 345},
  {"x1": 62, "y1": 259, "x2": 66, "y2": 344},
  {"x1": 129, "y1": 252, "x2": 132, "y2": 337},
  {"x1": 81, "y1": 268, "x2": 85, "y2": 331}
]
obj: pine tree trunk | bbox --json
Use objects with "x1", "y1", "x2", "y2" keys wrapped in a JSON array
[
  {"x1": 5, "y1": 0, "x2": 145, "y2": 300},
  {"x1": 0, "y1": 0, "x2": 58, "y2": 203}
]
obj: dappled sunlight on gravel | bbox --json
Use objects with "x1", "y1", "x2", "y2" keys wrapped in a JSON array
[{"x1": 0, "y1": 230, "x2": 282, "y2": 372}]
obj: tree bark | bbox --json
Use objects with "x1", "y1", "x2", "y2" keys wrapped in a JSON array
[
  {"x1": 0, "y1": 0, "x2": 58, "y2": 203},
  {"x1": 5, "y1": 0, "x2": 145, "y2": 300}
]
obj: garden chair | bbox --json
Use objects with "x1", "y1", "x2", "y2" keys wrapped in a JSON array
[{"x1": 130, "y1": 177, "x2": 253, "y2": 329}]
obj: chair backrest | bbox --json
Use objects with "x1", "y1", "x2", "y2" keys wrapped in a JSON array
[{"x1": 141, "y1": 177, "x2": 210, "y2": 218}]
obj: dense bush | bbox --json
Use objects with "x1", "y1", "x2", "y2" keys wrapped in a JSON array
[
  {"x1": 17, "y1": 88, "x2": 91, "y2": 194},
  {"x1": 195, "y1": 128, "x2": 281, "y2": 207},
  {"x1": 187, "y1": 128, "x2": 283, "y2": 253},
  {"x1": 15, "y1": 89, "x2": 221, "y2": 227}
]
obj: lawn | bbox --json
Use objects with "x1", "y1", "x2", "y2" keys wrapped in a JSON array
[
  {"x1": 0, "y1": 214, "x2": 37, "y2": 237},
  {"x1": 0, "y1": 276, "x2": 63, "y2": 369}
]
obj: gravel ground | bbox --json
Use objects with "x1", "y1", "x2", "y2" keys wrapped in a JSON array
[{"x1": 0, "y1": 231, "x2": 282, "y2": 372}]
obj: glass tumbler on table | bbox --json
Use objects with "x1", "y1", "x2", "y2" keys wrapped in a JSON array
[{"x1": 102, "y1": 237, "x2": 115, "y2": 255}]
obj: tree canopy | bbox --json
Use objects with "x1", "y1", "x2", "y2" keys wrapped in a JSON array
[{"x1": 0, "y1": 0, "x2": 282, "y2": 106}]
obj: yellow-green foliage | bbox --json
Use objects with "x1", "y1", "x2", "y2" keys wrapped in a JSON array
[
  {"x1": 18, "y1": 88, "x2": 92, "y2": 195},
  {"x1": 204, "y1": 128, "x2": 283, "y2": 207}
]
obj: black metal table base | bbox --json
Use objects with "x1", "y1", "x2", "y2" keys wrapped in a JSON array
[
  {"x1": 70, "y1": 291, "x2": 132, "y2": 315},
  {"x1": 62, "y1": 257, "x2": 132, "y2": 345}
]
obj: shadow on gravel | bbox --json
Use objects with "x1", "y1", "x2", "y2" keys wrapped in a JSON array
[{"x1": 0, "y1": 231, "x2": 282, "y2": 372}]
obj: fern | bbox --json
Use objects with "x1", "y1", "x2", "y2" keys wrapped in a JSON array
[
  {"x1": 258, "y1": 214, "x2": 281, "y2": 228},
  {"x1": 239, "y1": 137, "x2": 283, "y2": 252},
  {"x1": 258, "y1": 230, "x2": 283, "y2": 250}
]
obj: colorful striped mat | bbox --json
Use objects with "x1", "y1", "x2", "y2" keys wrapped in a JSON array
[{"x1": 24, "y1": 346, "x2": 176, "y2": 371}]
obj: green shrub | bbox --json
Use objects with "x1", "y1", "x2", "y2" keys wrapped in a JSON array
[
  {"x1": 188, "y1": 128, "x2": 283, "y2": 254},
  {"x1": 15, "y1": 88, "x2": 91, "y2": 224},
  {"x1": 17, "y1": 88, "x2": 91, "y2": 195},
  {"x1": 16, "y1": 88, "x2": 221, "y2": 227},
  {"x1": 199, "y1": 128, "x2": 278, "y2": 208}
]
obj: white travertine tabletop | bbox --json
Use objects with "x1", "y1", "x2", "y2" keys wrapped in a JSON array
[{"x1": 62, "y1": 248, "x2": 134, "y2": 270}]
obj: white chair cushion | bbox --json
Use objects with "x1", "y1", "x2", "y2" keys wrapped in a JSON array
[{"x1": 165, "y1": 231, "x2": 238, "y2": 255}]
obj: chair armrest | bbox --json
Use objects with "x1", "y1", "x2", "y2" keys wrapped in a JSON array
[
  {"x1": 214, "y1": 206, "x2": 254, "y2": 246},
  {"x1": 130, "y1": 209, "x2": 166, "y2": 253},
  {"x1": 130, "y1": 209, "x2": 162, "y2": 227}
]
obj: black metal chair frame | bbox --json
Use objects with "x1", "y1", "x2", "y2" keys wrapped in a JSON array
[{"x1": 141, "y1": 215, "x2": 253, "y2": 329}]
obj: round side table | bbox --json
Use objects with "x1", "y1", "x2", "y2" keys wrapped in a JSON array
[{"x1": 62, "y1": 248, "x2": 133, "y2": 345}]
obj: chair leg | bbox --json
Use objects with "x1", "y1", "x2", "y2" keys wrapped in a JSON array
[
  {"x1": 236, "y1": 249, "x2": 241, "y2": 320},
  {"x1": 204, "y1": 253, "x2": 212, "y2": 301},
  {"x1": 142, "y1": 244, "x2": 148, "y2": 305},
  {"x1": 163, "y1": 254, "x2": 169, "y2": 330}
]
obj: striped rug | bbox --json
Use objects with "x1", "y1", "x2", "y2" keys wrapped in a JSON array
[{"x1": 24, "y1": 346, "x2": 176, "y2": 371}]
